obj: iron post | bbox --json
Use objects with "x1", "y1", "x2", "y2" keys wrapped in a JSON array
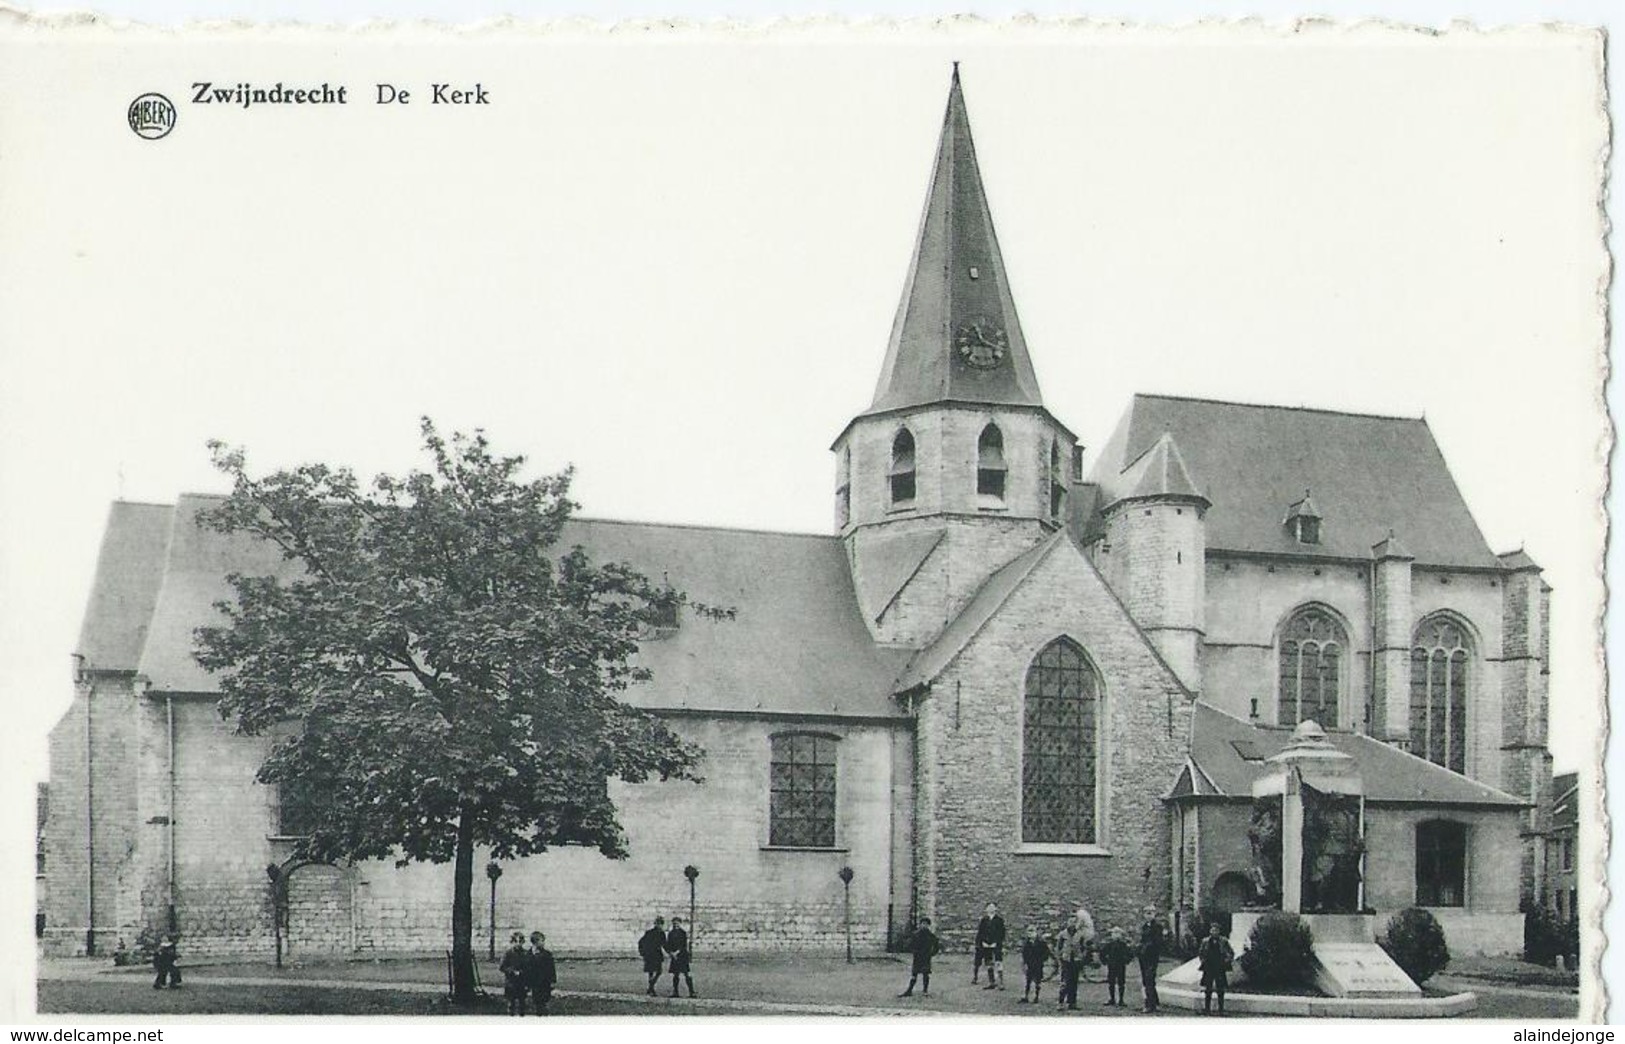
[
  {"x1": 838, "y1": 866, "x2": 855, "y2": 963},
  {"x1": 485, "y1": 861, "x2": 503, "y2": 961}
]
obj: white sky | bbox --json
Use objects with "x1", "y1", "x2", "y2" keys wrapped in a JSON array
[{"x1": 0, "y1": 7, "x2": 1612, "y2": 1026}]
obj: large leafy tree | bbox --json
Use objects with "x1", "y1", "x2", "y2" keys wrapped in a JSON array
[{"x1": 194, "y1": 420, "x2": 713, "y2": 1002}]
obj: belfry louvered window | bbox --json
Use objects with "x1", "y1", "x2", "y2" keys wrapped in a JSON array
[
  {"x1": 889, "y1": 429, "x2": 916, "y2": 507},
  {"x1": 1022, "y1": 638, "x2": 1100, "y2": 845},
  {"x1": 1278, "y1": 607, "x2": 1345, "y2": 728},
  {"x1": 769, "y1": 733, "x2": 837, "y2": 848},
  {"x1": 977, "y1": 423, "x2": 1006, "y2": 501},
  {"x1": 1410, "y1": 616, "x2": 1470, "y2": 774}
]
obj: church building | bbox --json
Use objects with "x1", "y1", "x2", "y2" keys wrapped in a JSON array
[{"x1": 43, "y1": 70, "x2": 1550, "y2": 962}]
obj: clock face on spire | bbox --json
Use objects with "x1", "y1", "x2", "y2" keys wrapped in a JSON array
[{"x1": 956, "y1": 317, "x2": 1008, "y2": 369}]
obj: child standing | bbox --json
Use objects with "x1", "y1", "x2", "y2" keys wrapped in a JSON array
[
  {"x1": 526, "y1": 931, "x2": 557, "y2": 1015},
  {"x1": 499, "y1": 932, "x2": 530, "y2": 1016},
  {"x1": 151, "y1": 934, "x2": 182, "y2": 990},
  {"x1": 897, "y1": 917, "x2": 941, "y2": 997},
  {"x1": 1017, "y1": 925, "x2": 1053, "y2": 1004},
  {"x1": 1098, "y1": 925, "x2": 1134, "y2": 1008}
]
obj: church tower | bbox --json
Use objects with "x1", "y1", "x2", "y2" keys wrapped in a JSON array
[{"x1": 832, "y1": 68, "x2": 1080, "y2": 645}]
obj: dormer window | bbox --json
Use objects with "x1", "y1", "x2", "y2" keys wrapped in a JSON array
[
  {"x1": 1285, "y1": 491, "x2": 1323, "y2": 545},
  {"x1": 889, "y1": 428, "x2": 917, "y2": 507},
  {"x1": 977, "y1": 423, "x2": 1006, "y2": 503}
]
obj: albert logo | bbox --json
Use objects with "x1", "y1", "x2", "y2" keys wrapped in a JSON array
[{"x1": 128, "y1": 93, "x2": 176, "y2": 140}]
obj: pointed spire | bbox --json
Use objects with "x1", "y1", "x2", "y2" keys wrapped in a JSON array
[
  {"x1": 1116, "y1": 432, "x2": 1209, "y2": 506},
  {"x1": 1284, "y1": 489, "x2": 1322, "y2": 523},
  {"x1": 866, "y1": 68, "x2": 1044, "y2": 415}
]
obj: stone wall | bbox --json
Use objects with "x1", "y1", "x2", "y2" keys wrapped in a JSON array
[
  {"x1": 912, "y1": 541, "x2": 1191, "y2": 949},
  {"x1": 1361, "y1": 805, "x2": 1524, "y2": 917},
  {"x1": 47, "y1": 698, "x2": 909, "y2": 958}
]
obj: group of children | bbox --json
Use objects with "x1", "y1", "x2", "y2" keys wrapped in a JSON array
[
  {"x1": 900, "y1": 902, "x2": 1234, "y2": 1015},
  {"x1": 636, "y1": 915, "x2": 697, "y2": 998},
  {"x1": 498, "y1": 930, "x2": 559, "y2": 1015}
]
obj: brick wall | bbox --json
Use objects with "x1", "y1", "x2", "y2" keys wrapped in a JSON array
[{"x1": 912, "y1": 541, "x2": 1191, "y2": 949}]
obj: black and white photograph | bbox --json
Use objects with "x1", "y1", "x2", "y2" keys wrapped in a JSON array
[{"x1": 0, "y1": 13, "x2": 1608, "y2": 1027}]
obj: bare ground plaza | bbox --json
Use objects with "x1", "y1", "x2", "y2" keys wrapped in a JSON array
[{"x1": 37, "y1": 953, "x2": 1577, "y2": 1019}]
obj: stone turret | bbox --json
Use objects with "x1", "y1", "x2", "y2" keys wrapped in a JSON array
[{"x1": 1095, "y1": 432, "x2": 1208, "y2": 691}]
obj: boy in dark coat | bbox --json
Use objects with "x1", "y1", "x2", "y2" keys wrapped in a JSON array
[
  {"x1": 1196, "y1": 924, "x2": 1235, "y2": 1015},
  {"x1": 898, "y1": 917, "x2": 941, "y2": 997},
  {"x1": 526, "y1": 930, "x2": 557, "y2": 1015},
  {"x1": 637, "y1": 916, "x2": 667, "y2": 996},
  {"x1": 1137, "y1": 906, "x2": 1167, "y2": 1013},
  {"x1": 499, "y1": 932, "x2": 530, "y2": 1015},
  {"x1": 1097, "y1": 925, "x2": 1134, "y2": 1007},
  {"x1": 151, "y1": 934, "x2": 182, "y2": 990},
  {"x1": 665, "y1": 917, "x2": 696, "y2": 998},
  {"x1": 1017, "y1": 925, "x2": 1053, "y2": 1004},
  {"x1": 974, "y1": 902, "x2": 1007, "y2": 989}
]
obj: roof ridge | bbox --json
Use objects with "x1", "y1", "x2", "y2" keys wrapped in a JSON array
[
  {"x1": 1132, "y1": 392, "x2": 1423, "y2": 424},
  {"x1": 1340, "y1": 730, "x2": 1526, "y2": 804}
]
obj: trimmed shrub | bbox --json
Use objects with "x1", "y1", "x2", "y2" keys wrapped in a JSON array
[
  {"x1": 1523, "y1": 902, "x2": 1564, "y2": 966},
  {"x1": 1379, "y1": 907, "x2": 1450, "y2": 984},
  {"x1": 1237, "y1": 911, "x2": 1315, "y2": 990}
]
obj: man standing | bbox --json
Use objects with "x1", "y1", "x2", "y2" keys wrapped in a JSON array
[
  {"x1": 527, "y1": 930, "x2": 557, "y2": 1015},
  {"x1": 898, "y1": 917, "x2": 941, "y2": 997},
  {"x1": 1196, "y1": 923, "x2": 1234, "y2": 1016},
  {"x1": 638, "y1": 915, "x2": 667, "y2": 996},
  {"x1": 975, "y1": 902, "x2": 1007, "y2": 990},
  {"x1": 1137, "y1": 906, "x2": 1167, "y2": 1013},
  {"x1": 665, "y1": 916, "x2": 696, "y2": 998}
]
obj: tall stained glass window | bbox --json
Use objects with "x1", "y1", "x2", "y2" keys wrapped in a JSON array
[
  {"x1": 1410, "y1": 616, "x2": 1470, "y2": 774},
  {"x1": 769, "y1": 734, "x2": 837, "y2": 848},
  {"x1": 1279, "y1": 607, "x2": 1346, "y2": 728},
  {"x1": 1022, "y1": 638, "x2": 1100, "y2": 845}
]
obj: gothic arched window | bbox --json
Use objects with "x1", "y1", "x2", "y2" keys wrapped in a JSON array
[
  {"x1": 768, "y1": 733, "x2": 838, "y2": 848},
  {"x1": 977, "y1": 423, "x2": 1006, "y2": 502},
  {"x1": 1278, "y1": 606, "x2": 1346, "y2": 728},
  {"x1": 1022, "y1": 638, "x2": 1100, "y2": 845},
  {"x1": 889, "y1": 428, "x2": 916, "y2": 507},
  {"x1": 1410, "y1": 616, "x2": 1471, "y2": 774}
]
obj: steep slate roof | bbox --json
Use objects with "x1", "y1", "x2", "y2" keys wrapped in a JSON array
[
  {"x1": 1089, "y1": 394, "x2": 1502, "y2": 569},
  {"x1": 1116, "y1": 432, "x2": 1207, "y2": 504},
  {"x1": 893, "y1": 531, "x2": 1064, "y2": 693},
  {"x1": 864, "y1": 67, "x2": 1044, "y2": 417},
  {"x1": 851, "y1": 526, "x2": 945, "y2": 621},
  {"x1": 1183, "y1": 702, "x2": 1525, "y2": 807},
  {"x1": 74, "y1": 501, "x2": 178, "y2": 673},
  {"x1": 89, "y1": 496, "x2": 911, "y2": 719}
]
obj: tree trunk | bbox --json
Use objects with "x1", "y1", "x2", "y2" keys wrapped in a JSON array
[{"x1": 450, "y1": 810, "x2": 477, "y2": 1004}]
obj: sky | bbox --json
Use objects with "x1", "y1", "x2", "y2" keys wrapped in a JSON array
[{"x1": 0, "y1": 18, "x2": 1610, "y2": 1010}]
